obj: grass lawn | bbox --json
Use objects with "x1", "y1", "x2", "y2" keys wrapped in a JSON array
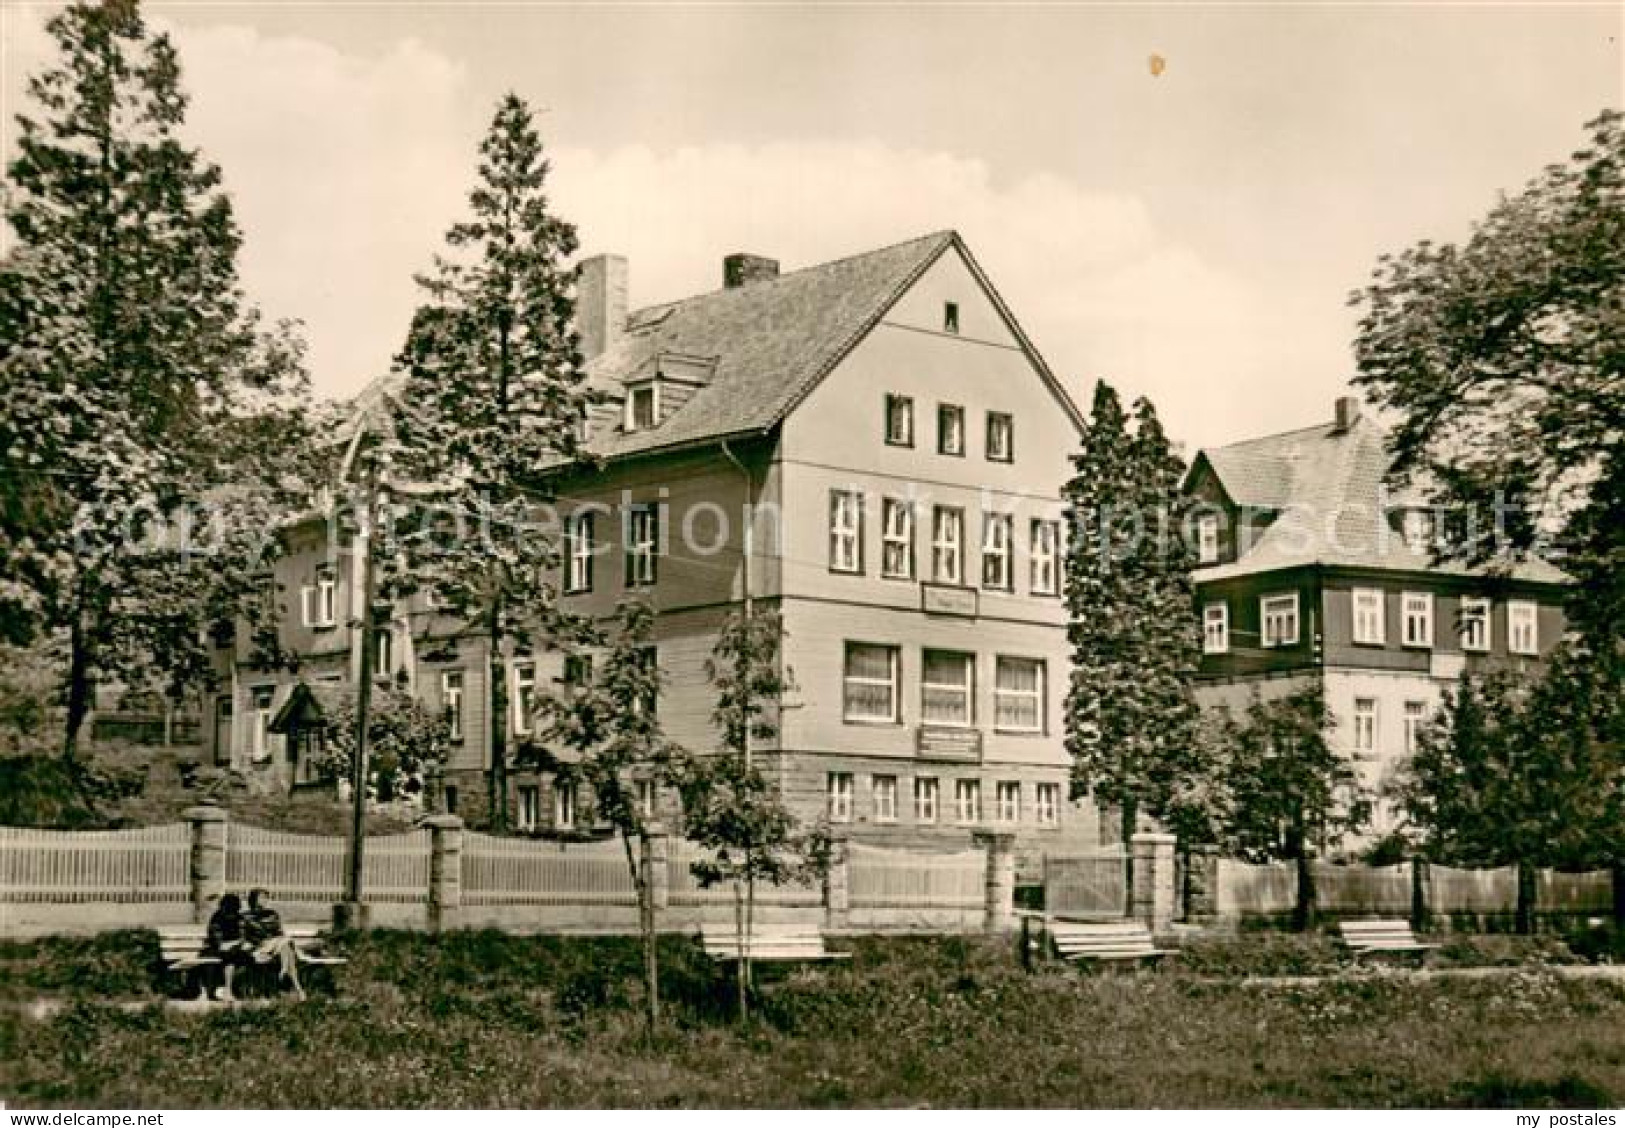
[{"x1": 3, "y1": 930, "x2": 1623, "y2": 1108}]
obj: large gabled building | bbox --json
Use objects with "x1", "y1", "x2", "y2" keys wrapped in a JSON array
[
  {"x1": 211, "y1": 231, "x2": 1104, "y2": 858},
  {"x1": 1185, "y1": 395, "x2": 1571, "y2": 831}
]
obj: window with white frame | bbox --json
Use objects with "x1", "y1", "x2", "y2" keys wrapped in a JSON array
[
  {"x1": 938, "y1": 404, "x2": 965, "y2": 456},
  {"x1": 1196, "y1": 514, "x2": 1220, "y2": 564},
  {"x1": 914, "y1": 777, "x2": 939, "y2": 823},
  {"x1": 1203, "y1": 602, "x2": 1230, "y2": 654},
  {"x1": 512, "y1": 662, "x2": 536, "y2": 736},
  {"x1": 1508, "y1": 601, "x2": 1538, "y2": 655},
  {"x1": 633, "y1": 647, "x2": 658, "y2": 718},
  {"x1": 302, "y1": 572, "x2": 337, "y2": 628},
  {"x1": 880, "y1": 499, "x2": 914, "y2": 580},
  {"x1": 986, "y1": 412, "x2": 1013, "y2": 462},
  {"x1": 625, "y1": 505, "x2": 659, "y2": 586},
  {"x1": 981, "y1": 513, "x2": 1013, "y2": 590},
  {"x1": 373, "y1": 627, "x2": 393, "y2": 680},
  {"x1": 843, "y1": 643, "x2": 899, "y2": 723},
  {"x1": 251, "y1": 687, "x2": 275, "y2": 764},
  {"x1": 994, "y1": 656, "x2": 1044, "y2": 733},
  {"x1": 635, "y1": 778, "x2": 656, "y2": 820},
  {"x1": 1035, "y1": 782, "x2": 1060, "y2": 826},
  {"x1": 1402, "y1": 591, "x2": 1433, "y2": 648},
  {"x1": 932, "y1": 507, "x2": 963, "y2": 584},
  {"x1": 626, "y1": 383, "x2": 658, "y2": 431},
  {"x1": 954, "y1": 778, "x2": 981, "y2": 824},
  {"x1": 1459, "y1": 596, "x2": 1491, "y2": 652},
  {"x1": 995, "y1": 781, "x2": 1020, "y2": 823},
  {"x1": 517, "y1": 785, "x2": 540, "y2": 831},
  {"x1": 1402, "y1": 700, "x2": 1428, "y2": 754},
  {"x1": 884, "y1": 394, "x2": 913, "y2": 447},
  {"x1": 1261, "y1": 593, "x2": 1299, "y2": 647},
  {"x1": 441, "y1": 670, "x2": 464, "y2": 741},
  {"x1": 1353, "y1": 698, "x2": 1377, "y2": 756},
  {"x1": 1352, "y1": 588, "x2": 1385, "y2": 645},
  {"x1": 1030, "y1": 519, "x2": 1059, "y2": 595},
  {"x1": 873, "y1": 775, "x2": 898, "y2": 823},
  {"x1": 829, "y1": 490, "x2": 863, "y2": 574},
  {"x1": 922, "y1": 650, "x2": 974, "y2": 726},
  {"x1": 554, "y1": 781, "x2": 577, "y2": 830},
  {"x1": 827, "y1": 772, "x2": 854, "y2": 823},
  {"x1": 565, "y1": 512, "x2": 594, "y2": 594},
  {"x1": 1402, "y1": 508, "x2": 1433, "y2": 553}
]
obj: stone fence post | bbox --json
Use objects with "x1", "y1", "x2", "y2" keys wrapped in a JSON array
[
  {"x1": 185, "y1": 805, "x2": 228, "y2": 923},
  {"x1": 424, "y1": 814, "x2": 464, "y2": 933},
  {"x1": 1131, "y1": 832, "x2": 1177, "y2": 936},
  {"x1": 973, "y1": 829, "x2": 1017, "y2": 932},
  {"x1": 823, "y1": 830, "x2": 850, "y2": 931}
]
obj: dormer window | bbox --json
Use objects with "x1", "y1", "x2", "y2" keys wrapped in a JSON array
[
  {"x1": 626, "y1": 382, "x2": 659, "y2": 431},
  {"x1": 1196, "y1": 514, "x2": 1220, "y2": 565},
  {"x1": 1401, "y1": 508, "x2": 1433, "y2": 553}
]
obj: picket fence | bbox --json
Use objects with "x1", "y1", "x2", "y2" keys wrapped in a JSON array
[
  {"x1": 225, "y1": 825, "x2": 431, "y2": 904},
  {"x1": 1213, "y1": 859, "x2": 1614, "y2": 917},
  {"x1": 0, "y1": 823, "x2": 190, "y2": 903},
  {"x1": 849, "y1": 842, "x2": 984, "y2": 910},
  {"x1": 0, "y1": 823, "x2": 992, "y2": 926},
  {"x1": 666, "y1": 840, "x2": 822, "y2": 907},
  {"x1": 1042, "y1": 851, "x2": 1128, "y2": 918},
  {"x1": 462, "y1": 832, "x2": 635, "y2": 905}
]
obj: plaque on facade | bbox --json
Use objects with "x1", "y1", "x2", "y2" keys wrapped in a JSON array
[
  {"x1": 920, "y1": 583, "x2": 978, "y2": 618},
  {"x1": 916, "y1": 725, "x2": 983, "y2": 761}
]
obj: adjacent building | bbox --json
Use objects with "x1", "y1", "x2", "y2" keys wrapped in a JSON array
[
  {"x1": 210, "y1": 231, "x2": 1102, "y2": 856},
  {"x1": 1186, "y1": 396, "x2": 1571, "y2": 830}
]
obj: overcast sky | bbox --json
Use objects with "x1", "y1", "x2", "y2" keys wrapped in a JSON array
[{"x1": 3, "y1": 2, "x2": 1619, "y2": 452}]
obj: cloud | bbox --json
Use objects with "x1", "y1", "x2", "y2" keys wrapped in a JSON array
[{"x1": 3, "y1": 7, "x2": 1342, "y2": 451}]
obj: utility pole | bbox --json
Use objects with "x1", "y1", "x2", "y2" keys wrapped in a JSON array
[{"x1": 339, "y1": 480, "x2": 381, "y2": 930}]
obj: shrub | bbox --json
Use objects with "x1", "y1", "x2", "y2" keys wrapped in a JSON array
[
  {"x1": 1171, "y1": 931, "x2": 1349, "y2": 977},
  {"x1": 1566, "y1": 922, "x2": 1625, "y2": 965}
]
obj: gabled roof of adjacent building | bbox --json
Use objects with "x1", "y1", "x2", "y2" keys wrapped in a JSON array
[{"x1": 1189, "y1": 405, "x2": 1571, "y2": 585}]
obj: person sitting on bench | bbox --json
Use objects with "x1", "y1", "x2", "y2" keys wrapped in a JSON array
[
  {"x1": 203, "y1": 892, "x2": 253, "y2": 1002},
  {"x1": 245, "y1": 888, "x2": 307, "y2": 1001}
]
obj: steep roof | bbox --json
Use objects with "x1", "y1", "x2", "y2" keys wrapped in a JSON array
[
  {"x1": 341, "y1": 229, "x2": 1080, "y2": 469},
  {"x1": 1193, "y1": 411, "x2": 1570, "y2": 585},
  {"x1": 580, "y1": 229, "x2": 954, "y2": 458}
]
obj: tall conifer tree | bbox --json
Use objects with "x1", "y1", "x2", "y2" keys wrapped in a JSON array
[
  {"x1": 2, "y1": 0, "x2": 310, "y2": 759},
  {"x1": 1062, "y1": 382, "x2": 1202, "y2": 904},
  {"x1": 389, "y1": 94, "x2": 597, "y2": 830}
]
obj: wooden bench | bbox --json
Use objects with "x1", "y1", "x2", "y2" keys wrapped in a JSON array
[
  {"x1": 1337, "y1": 919, "x2": 1440, "y2": 960},
  {"x1": 157, "y1": 924, "x2": 347, "y2": 998},
  {"x1": 1045, "y1": 919, "x2": 1177, "y2": 965},
  {"x1": 700, "y1": 925, "x2": 850, "y2": 963}
]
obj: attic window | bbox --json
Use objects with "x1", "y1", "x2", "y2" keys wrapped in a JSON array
[
  {"x1": 943, "y1": 302, "x2": 960, "y2": 334},
  {"x1": 626, "y1": 383, "x2": 659, "y2": 431}
]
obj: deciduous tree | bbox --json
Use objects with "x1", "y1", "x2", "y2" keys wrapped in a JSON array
[
  {"x1": 529, "y1": 600, "x2": 685, "y2": 1036},
  {"x1": 1350, "y1": 109, "x2": 1624, "y2": 661},
  {"x1": 1223, "y1": 684, "x2": 1369, "y2": 930},
  {"x1": 1, "y1": 0, "x2": 311, "y2": 760}
]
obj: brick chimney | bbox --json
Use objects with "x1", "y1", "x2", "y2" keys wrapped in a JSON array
[
  {"x1": 723, "y1": 253, "x2": 779, "y2": 289},
  {"x1": 577, "y1": 254, "x2": 627, "y2": 360},
  {"x1": 1333, "y1": 395, "x2": 1361, "y2": 433}
]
